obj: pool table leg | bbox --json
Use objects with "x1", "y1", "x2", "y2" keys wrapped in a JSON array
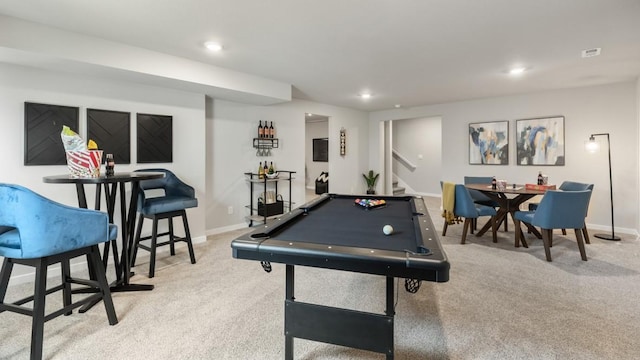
[
  {"x1": 285, "y1": 265, "x2": 294, "y2": 360},
  {"x1": 386, "y1": 276, "x2": 395, "y2": 360}
]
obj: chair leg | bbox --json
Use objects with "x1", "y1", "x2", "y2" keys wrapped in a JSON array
[
  {"x1": 574, "y1": 229, "x2": 588, "y2": 261},
  {"x1": 489, "y1": 216, "x2": 497, "y2": 243},
  {"x1": 169, "y1": 216, "x2": 176, "y2": 256},
  {"x1": 461, "y1": 218, "x2": 471, "y2": 244},
  {"x1": 31, "y1": 258, "x2": 47, "y2": 360},
  {"x1": 182, "y1": 211, "x2": 196, "y2": 264},
  {"x1": 442, "y1": 222, "x2": 448, "y2": 236},
  {"x1": 88, "y1": 245, "x2": 118, "y2": 325},
  {"x1": 131, "y1": 214, "x2": 144, "y2": 267},
  {"x1": 470, "y1": 218, "x2": 475, "y2": 234},
  {"x1": 61, "y1": 260, "x2": 72, "y2": 316},
  {"x1": 149, "y1": 216, "x2": 159, "y2": 278},
  {"x1": 583, "y1": 223, "x2": 591, "y2": 244},
  {"x1": 541, "y1": 229, "x2": 553, "y2": 262},
  {"x1": 514, "y1": 219, "x2": 521, "y2": 247},
  {"x1": 0, "y1": 258, "x2": 14, "y2": 303},
  {"x1": 562, "y1": 229, "x2": 567, "y2": 235}
]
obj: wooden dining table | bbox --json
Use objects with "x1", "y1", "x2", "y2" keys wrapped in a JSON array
[{"x1": 465, "y1": 183, "x2": 550, "y2": 247}]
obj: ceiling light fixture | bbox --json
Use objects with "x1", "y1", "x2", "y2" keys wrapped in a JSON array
[
  {"x1": 509, "y1": 67, "x2": 526, "y2": 75},
  {"x1": 394, "y1": 104, "x2": 401, "y2": 108},
  {"x1": 359, "y1": 93, "x2": 372, "y2": 99},
  {"x1": 204, "y1": 41, "x2": 223, "y2": 51}
]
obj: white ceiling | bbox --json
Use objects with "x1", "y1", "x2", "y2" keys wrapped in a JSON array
[{"x1": 1, "y1": 0, "x2": 639, "y2": 111}]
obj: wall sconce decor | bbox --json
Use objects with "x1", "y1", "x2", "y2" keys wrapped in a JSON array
[{"x1": 340, "y1": 127, "x2": 346, "y2": 156}]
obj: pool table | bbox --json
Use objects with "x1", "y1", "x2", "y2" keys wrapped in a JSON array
[{"x1": 231, "y1": 193, "x2": 450, "y2": 359}]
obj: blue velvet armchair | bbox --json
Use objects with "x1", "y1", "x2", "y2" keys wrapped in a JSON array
[
  {"x1": 463, "y1": 176, "x2": 502, "y2": 231},
  {"x1": 514, "y1": 190, "x2": 591, "y2": 262},
  {"x1": 132, "y1": 169, "x2": 197, "y2": 278},
  {"x1": 528, "y1": 181, "x2": 594, "y2": 242},
  {"x1": 0, "y1": 183, "x2": 118, "y2": 359},
  {"x1": 442, "y1": 184, "x2": 497, "y2": 244}
]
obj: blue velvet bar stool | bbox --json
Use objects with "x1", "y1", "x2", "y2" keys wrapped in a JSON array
[
  {"x1": 0, "y1": 183, "x2": 118, "y2": 360},
  {"x1": 132, "y1": 169, "x2": 197, "y2": 278}
]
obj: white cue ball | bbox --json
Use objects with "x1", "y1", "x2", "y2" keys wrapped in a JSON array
[{"x1": 383, "y1": 225, "x2": 394, "y2": 235}]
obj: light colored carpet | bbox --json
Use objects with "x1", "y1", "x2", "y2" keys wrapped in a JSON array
[{"x1": 1, "y1": 196, "x2": 639, "y2": 359}]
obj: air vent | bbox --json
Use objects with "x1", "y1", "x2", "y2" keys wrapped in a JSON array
[{"x1": 582, "y1": 48, "x2": 601, "y2": 58}]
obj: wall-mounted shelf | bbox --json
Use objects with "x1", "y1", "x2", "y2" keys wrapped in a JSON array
[
  {"x1": 253, "y1": 138, "x2": 279, "y2": 149},
  {"x1": 254, "y1": 138, "x2": 279, "y2": 156}
]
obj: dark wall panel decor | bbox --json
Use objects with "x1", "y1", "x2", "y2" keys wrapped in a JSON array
[
  {"x1": 313, "y1": 138, "x2": 329, "y2": 162},
  {"x1": 87, "y1": 109, "x2": 131, "y2": 164},
  {"x1": 137, "y1": 113, "x2": 173, "y2": 163},
  {"x1": 24, "y1": 102, "x2": 79, "y2": 165}
]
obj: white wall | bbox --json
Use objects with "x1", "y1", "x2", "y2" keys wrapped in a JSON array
[
  {"x1": 305, "y1": 120, "x2": 329, "y2": 188},
  {"x1": 371, "y1": 82, "x2": 639, "y2": 234},
  {"x1": 0, "y1": 63, "x2": 207, "y2": 278},
  {"x1": 206, "y1": 99, "x2": 369, "y2": 233},
  {"x1": 392, "y1": 116, "x2": 442, "y2": 195}
]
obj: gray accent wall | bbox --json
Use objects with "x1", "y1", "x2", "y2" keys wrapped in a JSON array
[{"x1": 370, "y1": 82, "x2": 639, "y2": 234}]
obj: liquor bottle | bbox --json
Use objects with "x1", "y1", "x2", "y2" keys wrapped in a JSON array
[
  {"x1": 537, "y1": 171, "x2": 543, "y2": 185},
  {"x1": 105, "y1": 153, "x2": 115, "y2": 176},
  {"x1": 258, "y1": 121, "x2": 263, "y2": 138},
  {"x1": 263, "y1": 162, "x2": 269, "y2": 177},
  {"x1": 258, "y1": 162, "x2": 264, "y2": 179},
  {"x1": 491, "y1": 176, "x2": 497, "y2": 190},
  {"x1": 268, "y1": 161, "x2": 275, "y2": 175},
  {"x1": 269, "y1": 121, "x2": 274, "y2": 138}
]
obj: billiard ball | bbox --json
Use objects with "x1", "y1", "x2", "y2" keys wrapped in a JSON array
[{"x1": 383, "y1": 225, "x2": 394, "y2": 235}]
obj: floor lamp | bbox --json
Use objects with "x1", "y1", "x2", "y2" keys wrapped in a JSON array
[{"x1": 586, "y1": 133, "x2": 620, "y2": 241}]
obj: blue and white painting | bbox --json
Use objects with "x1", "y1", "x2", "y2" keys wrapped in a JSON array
[
  {"x1": 516, "y1": 116, "x2": 565, "y2": 166},
  {"x1": 469, "y1": 121, "x2": 509, "y2": 165}
]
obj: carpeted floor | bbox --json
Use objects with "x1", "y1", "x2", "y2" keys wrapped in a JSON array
[{"x1": 1, "y1": 196, "x2": 639, "y2": 359}]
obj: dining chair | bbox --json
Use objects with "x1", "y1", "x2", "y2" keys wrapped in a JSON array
[
  {"x1": 0, "y1": 183, "x2": 118, "y2": 360},
  {"x1": 443, "y1": 184, "x2": 497, "y2": 244},
  {"x1": 132, "y1": 169, "x2": 197, "y2": 278},
  {"x1": 514, "y1": 190, "x2": 591, "y2": 262},
  {"x1": 528, "y1": 181, "x2": 594, "y2": 243},
  {"x1": 463, "y1": 176, "x2": 502, "y2": 231}
]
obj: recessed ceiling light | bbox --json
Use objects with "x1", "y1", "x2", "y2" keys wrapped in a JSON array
[
  {"x1": 394, "y1": 104, "x2": 401, "y2": 108},
  {"x1": 204, "y1": 41, "x2": 223, "y2": 51},
  {"x1": 359, "y1": 93, "x2": 372, "y2": 99},
  {"x1": 306, "y1": 113, "x2": 313, "y2": 116},
  {"x1": 509, "y1": 67, "x2": 526, "y2": 75}
]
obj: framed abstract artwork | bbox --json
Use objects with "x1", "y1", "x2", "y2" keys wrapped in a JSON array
[
  {"x1": 87, "y1": 108, "x2": 131, "y2": 164},
  {"x1": 137, "y1": 113, "x2": 173, "y2": 163},
  {"x1": 516, "y1": 116, "x2": 565, "y2": 166},
  {"x1": 469, "y1": 121, "x2": 509, "y2": 165},
  {"x1": 24, "y1": 102, "x2": 79, "y2": 165}
]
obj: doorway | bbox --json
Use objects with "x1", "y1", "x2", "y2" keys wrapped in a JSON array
[
  {"x1": 382, "y1": 116, "x2": 443, "y2": 197},
  {"x1": 305, "y1": 113, "x2": 329, "y2": 202}
]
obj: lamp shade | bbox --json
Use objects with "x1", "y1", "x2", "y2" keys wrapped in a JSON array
[{"x1": 585, "y1": 136, "x2": 600, "y2": 153}]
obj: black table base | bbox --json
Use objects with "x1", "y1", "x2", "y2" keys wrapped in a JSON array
[
  {"x1": 44, "y1": 173, "x2": 164, "y2": 312},
  {"x1": 284, "y1": 265, "x2": 395, "y2": 360}
]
